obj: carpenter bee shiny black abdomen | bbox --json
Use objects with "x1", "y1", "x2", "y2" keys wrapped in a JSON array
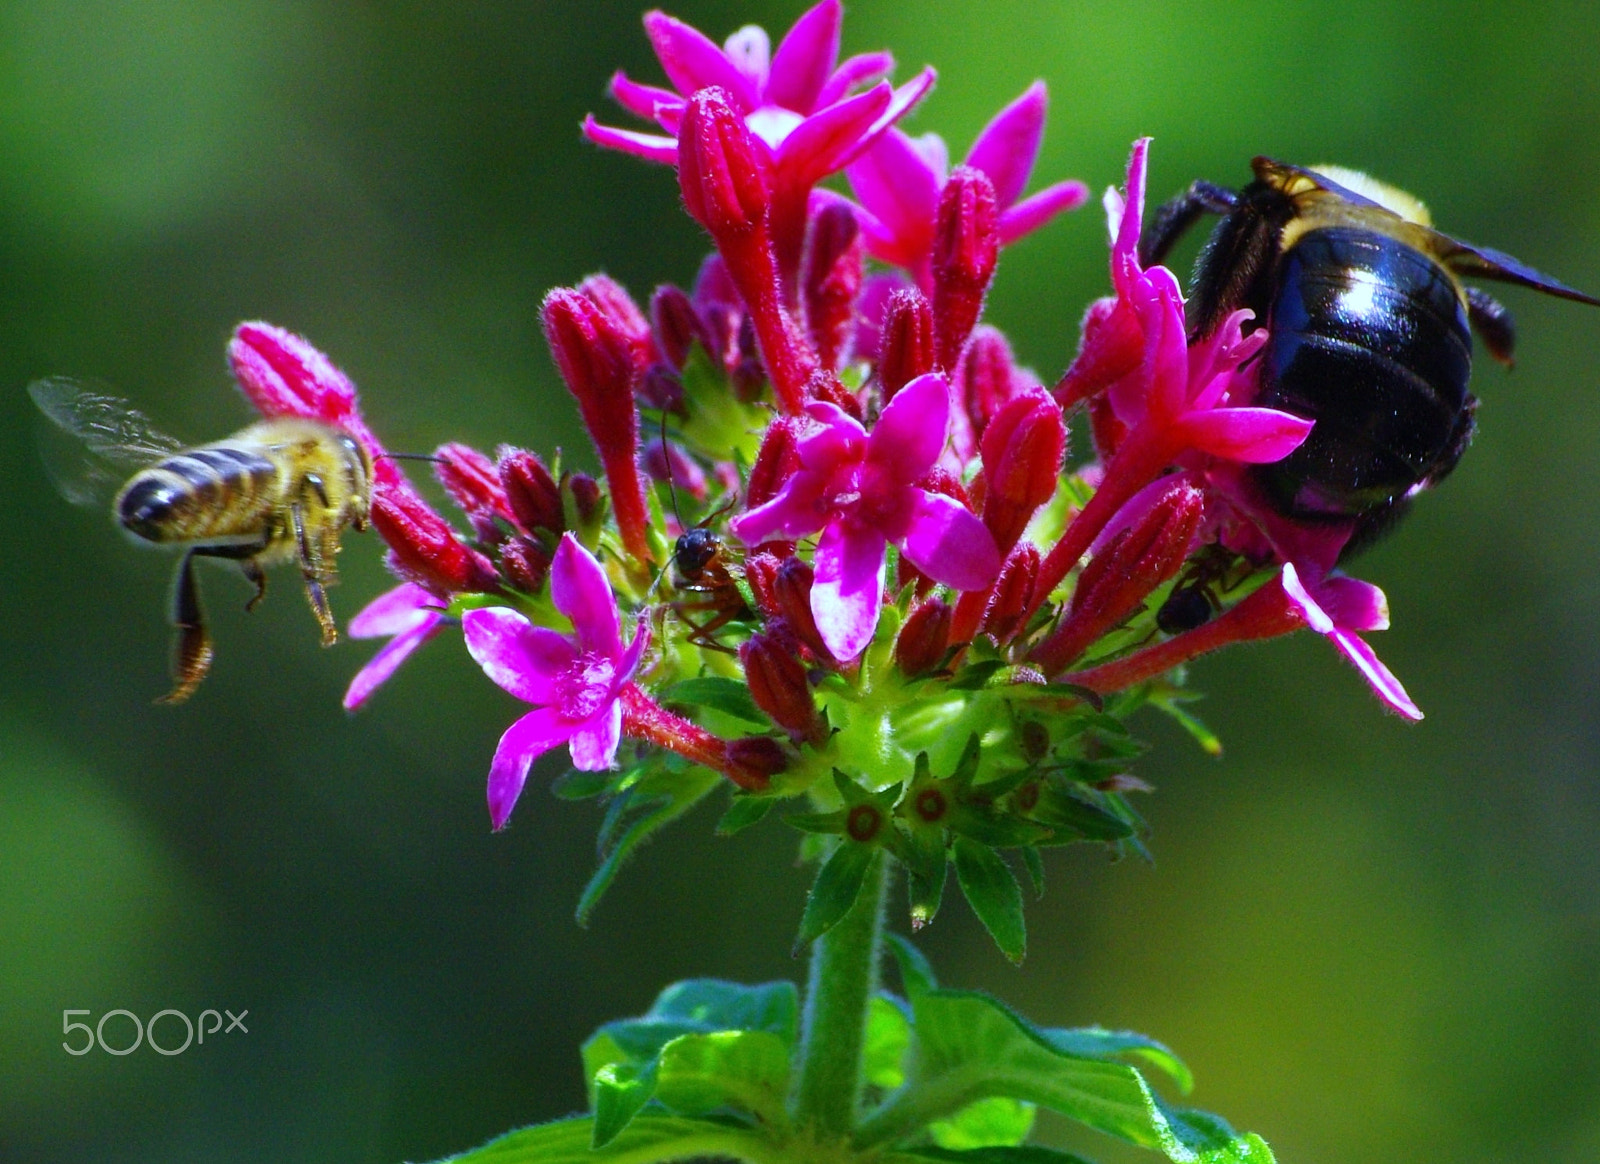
[{"x1": 1141, "y1": 158, "x2": 1600, "y2": 544}]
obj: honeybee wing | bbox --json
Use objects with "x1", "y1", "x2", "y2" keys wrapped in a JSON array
[{"x1": 28, "y1": 378, "x2": 185, "y2": 507}]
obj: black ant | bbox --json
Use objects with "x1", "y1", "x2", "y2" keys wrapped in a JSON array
[{"x1": 654, "y1": 416, "x2": 751, "y2": 651}]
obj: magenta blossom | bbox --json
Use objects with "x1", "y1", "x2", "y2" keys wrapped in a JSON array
[
  {"x1": 1281, "y1": 563, "x2": 1420, "y2": 720},
  {"x1": 463, "y1": 535, "x2": 651, "y2": 830},
  {"x1": 342, "y1": 584, "x2": 447, "y2": 711},
  {"x1": 730, "y1": 371, "x2": 1001, "y2": 661},
  {"x1": 840, "y1": 82, "x2": 1089, "y2": 287},
  {"x1": 584, "y1": 2, "x2": 933, "y2": 281}
]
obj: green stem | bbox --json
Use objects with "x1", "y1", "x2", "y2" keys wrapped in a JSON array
[{"x1": 791, "y1": 849, "x2": 888, "y2": 1137}]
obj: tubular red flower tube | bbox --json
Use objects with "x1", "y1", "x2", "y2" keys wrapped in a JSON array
[
  {"x1": 541, "y1": 288, "x2": 654, "y2": 564},
  {"x1": 619, "y1": 683, "x2": 774, "y2": 791},
  {"x1": 1031, "y1": 480, "x2": 1204, "y2": 675},
  {"x1": 498, "y1": 449, "x2": 564, "y2": 539},
  {"x1": 931, "y1": 166, "x2": 999, "y2": 371},
  {"x1": 370, "y1": 486, "x2": 500, "y2": 596},
  {"x1": 579, "y1": 273, "x2": 654, "y2": 375},
  {"x1": 677, "y1": 88, "x2": 817, "y2": 414},
  {"x1": 802, "y1": 201, "x2": 864, "y2": 371},
  {"x1": 877, "y1": 287, "x2": 935, "y2": 401},
  {"x1": 894, "y1": 597, "x2": 952, "y2": 677},
  {"x1": 977, "y1": 543, "x2": 1040, "y2": 645},
  {"x1": 435, "y1": 442, "x2": 515, "y2": 534}
]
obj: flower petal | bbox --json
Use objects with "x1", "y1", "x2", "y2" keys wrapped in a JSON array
[
  {"x1": 1279, "y1": 562, "x2": 1335, "y2": 634},
  {"x1": 776, "y1": 81, "x2": 891, "y2": 187},
  {"x1": 811, "y1": 519, "x2": 887, "y2": 661},
  {"x1": 550, "y1": 534, "x2": 622, "y2": 658},
  {"x1": 1172, "y1": 406, "x2": 1314, "y2": 464},
  {"x1": 797, "y1": 401, "x2": 868, "y2": 469},
  {"x1": 964, "y1": 81, "x2": 1047, "y2": 207},
  {"x1": 348, "y1": 583, "x2": 438, "y2": 639},
  {"x1": 997, "y1": 180, "x2": 1091, "y2": 245},
  {"x1": 1329, "y1": 629, "x2": 1423, "y2": 720},
  {"x1": 730, "y1": 469, "x2": 829, "y2": 544},
  {"x1": 342, "y1": 616, "x2": 443, "y2": 711},
  {"x1": 1111, "y1": 137, "x2": 1150, "y2": 289},
  {"x1": 722, "y1": 25, "x2": 771, "y2": 94},
  {"x1": 582, "y1": 116, "x2": 679, "y2": 164},
  {"x1": 899, "y1": 490, "x2": 1001, "y2": 592},
  {"x1": 608, "y1": 70, "x2": 684, "y2": 125},
  {"x1": 766, "y1": 0, "x2": 840, "y2": 112},
  {"x1": 568, "y1": 701, "x2": 625, "y2": 770},
  {"x1": 463, "y1": 607, "x2": 578, "y2": 705},
  {"x1": 487, "y1": 707, "x2": 572, "y2": 830},
  {"x1": 643, "y1": 11, "x2": 758, "y2": 108},
  {"x1": 846, "y1": 128, "x2": 942, "y2": 257},
  {"x1": 867, "y1": 372, "x2": 950, "y2": 481},
  {"x1": 1315, "y1": 575, "x2": 1391, "y2": 632},
  {"x1": 816, "y1": 50, "x2": 894, "y2": 108},
  {"x1": 860, "y1": 67, "x2": 937, "y2": 155}
]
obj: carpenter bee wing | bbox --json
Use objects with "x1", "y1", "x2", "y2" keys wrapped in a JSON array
[
  {"x1": 1250, "y1": 157, "x2": 1390, "y2": 212},
  {"x1": 1432, "y1": 238, "x2": 1600, "y2": 306},
  {"x1": 28, "y1": 378, "x2": 186, "y2": 506}
]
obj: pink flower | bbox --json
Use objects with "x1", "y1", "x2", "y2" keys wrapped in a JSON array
[
  {"x1": 841, "y1": 82, "x2": 1088, "y2": 288},
  {"x1": 463, "y1": 535, "x2": 651, "y2": 830},
  {"x1": 729, "y1": 371, "x2": 1000, "y2": 661},
  {"x1": 584, "y1": 1, "x2": 934, "y2": 280},
  {"x1": 342, "y1": 584, "x2": 447, "y2": 711},
  {"x1": 1280, "y1": 563, "x2": 1420, "y2": 720}
]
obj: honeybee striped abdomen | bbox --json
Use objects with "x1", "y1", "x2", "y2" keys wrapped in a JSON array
[{"x1": 117, "y1": 441, "x2": 281, "y2": 543}]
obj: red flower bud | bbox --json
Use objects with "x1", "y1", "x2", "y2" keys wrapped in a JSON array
[
  {"x1": 773, "y1": 555, "x2": 835, "y2": 667},
  {"x1": 370, "y1": 487, "x2": 499, "y2": 595},
  {"x1": 498, "y1": 448, "x2": 563, "y2": 538},
  {"x1": 566, "y1": 473, "x2": 604, "y2": 533},
  {"x1": 932, "y1": 166, "x2": 999, "y2": 370},
  {"x1": 979, "y1": 544, "x2": 1040, "y2": 644},
  {"x1": 960, "y1": 325, "x2": 1024, "y2": 439},
  {"x1": 637, "y1": 364, "x2": 686, "y2": 414},
  {"x1": 649, "y1": 284, "x2": 710, "y2": 370},
  {"x1": 643, "y1": 437, "x2": 707, "y2": 504},
  {"x1": 1031, "y1": 479, "x2": 1205, "y2": 675},
  {"x1": 578, "y1": 273, "x2": 653, "y2": 375},
  {"x1": 1053, "y1": 296, "x2": 1144, "y2": 412},
  {"x1": 621, "y1": 683, "x2": 779, "y2": 791},
  {"x1": 742, "y1": 632, "x2": 822, "y2": 741},
  {"x1": 894, "y1": 597, "x2": 953, "y2": 677},
  {"x1": 541, "y1": 288, "x2": 652, "y2": 564},
  {"x1": 723, "y1": 735, "x2": 787, "y2": 789},
  {"x1": 802, "y1": 202, "x2": 863, "y2": 371},
  {"x1": 499, "y1": 535, "x2": 552, "y2": 593},
  {"x1": 435, "y1": 442, "x2": 514, "y2": 537},
  {"x1": 742, "y1": 552, "x2": 783, "y2": 618},
  {"x1": 980, "y1": 387, "x2": 1067, "y2": 556},
  {"x1": 877, "y1": 287, "x2": 935, "y2": 401},
  {"x1": 745, "y1": 418, "x2": 803, "y2": 513}
]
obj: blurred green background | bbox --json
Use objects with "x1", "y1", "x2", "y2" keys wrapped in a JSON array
[{"x1": 3, "y1": 1, "x2": 1598, "y2": 1160}]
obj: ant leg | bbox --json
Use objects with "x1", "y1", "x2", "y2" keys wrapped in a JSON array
[
  {"x1": 291, "y1": 502, "x2": 338, "y2": 646},
  {"x1": 1467, "y1": 287, "x2": 1516, "y2": 367},
  {"x1": 160, "y1": 549, "x2": 213, "y2": 704},
  {"x1": 1139, "y1": 180, "x2": 1237, "y2": 268}
]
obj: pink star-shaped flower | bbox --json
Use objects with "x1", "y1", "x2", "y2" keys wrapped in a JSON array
[
  {"x1": 342, "y1": 584, "x2": 447, "y2": 711},
  {"x1": 730, "y1": 371, "x2": 1000, "y2": 661},
  {"x1": 463, "y1": 534, "x2": 651, "y2": 830},
  {"x1": 840, "y1": 81, "x2": 1088, "y2": 288}
]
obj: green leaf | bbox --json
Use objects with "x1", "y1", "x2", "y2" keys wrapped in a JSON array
[
  {"x1": 863, "y1": 994, "x2": 912, "y2": 1090},
  {"x1": 1020, "y1": 847, "x2": 1045, "y2": 898},
  {"x1": 577, "y1": 770, "x2": 720, "y2": 926},
  {"x1": 952, "y1": 838, "x2": 1026, "y2": 964},
  {"x1": 1027, "y1": 785, "x2": 1135, "y2": 842},
  {"x1": 795, "y1": 841, "x2": 877, "y2": 949},
  {"x1": 786, "y1": 809, "x2": 848, "y2": 835},
  {"x1": 591, "y1": 1061, "x2": 657, "y2": 1148},
  {"x1": 855, "y1": 987, "x2": 1275, "y2": 1164},
  {"x1": 659, "y1": 677, "x2": 769, "y2": 726},
  {"x1": 1148, "y1": 690, "x2": 1223, "y2": 757},
  {"x1": 648, "y1": 978, "x2": 800, "y2": 1045},
  {"x1": 655, "y1": 1030, "x2": 790, "y2": 1123},
  {"x1": 1043, "y1": 1027, "x2": 1193, "y2": 1095},
  {"x1": 885, "y1": 932, "x2": 939, "y2": 1000},
  {"x1": 431, "y1": 1113, "x2": 772, "y2": 1164},
  {"x1": 550, "y1": 768, "x2": 615, "y2": 801},
  {"x1": 929, "y1": 1096, "x2": 1035, "y2": 1149},
  {"x1": 891, "y1": 1146, "x2": 1095, "y2": 1164},
  {"x1": 715, "y1": 794, "x2": 777, "y2": 835},
  {"x1": 902, "y1": 823, "x2": 949, "y2": 931}
]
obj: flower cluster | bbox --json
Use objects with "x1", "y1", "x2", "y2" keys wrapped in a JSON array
[{"x1": 221, "y1": 2, "x2": 1421, "y2": 942}]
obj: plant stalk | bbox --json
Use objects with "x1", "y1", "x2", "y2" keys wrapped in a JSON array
[{"x1": 791, "y1": 850, "x2": 889, "y2": 1137}]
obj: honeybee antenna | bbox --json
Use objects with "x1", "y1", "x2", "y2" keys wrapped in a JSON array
[{"x1": 375, "y1": 452, "x2": 445, "y2": 464}]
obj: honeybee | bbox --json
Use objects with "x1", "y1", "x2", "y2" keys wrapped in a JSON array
[{"x1": 31, "y1": 379, "x2": 373, "y2": 703}]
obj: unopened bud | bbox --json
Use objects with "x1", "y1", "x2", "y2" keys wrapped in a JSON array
[
  {"x1": 980, "y1": 387, "x2": 1067, "y2": 556},
  {"x1": 742, "y1": 552, "x2": 783, "y2": 617},
  {"x1": 650, "y1": 285, "x2": 710, "y2": 370},
  {"x1": 1032, "y1": 479, "x2": 1205, "y2": 675},
  {"x1": 678, "y1": 88, "x2": 773, "y2": 235},
  {"x1": 742, "y1": 632, "x2": 821, "y2": 741},
  {"x1": 802, "y1": 202, "x2": 863, "y2": 371},
  {"x1": 978, "y1": 544, "x2": 1039, "y2": 643},
  {"x1": 435, "y1": 442, "x2": 513, "y2": 539},
  {"x1": 932, "y1": 166, "x2": 999, "y2": 370},
  {"x1": 578, "y1": 273, "x2": 653, "y2": 374},
  {"x1": 878, "y1": 287, "x2": 935, "y2": 401},
  {"x1": 894, "y1": 597, "x2": 953, "y2": 677},
  {"x1": 499, "y1": 535, "x2": 553, "y2": 593},
  {"x1": 370, "y1": 486, "x2": 500, "y2": 595},
  {"x1": 498, "y1": 448, "x2": 563, "y2": 538},
  {"x1": 773, "y1": 555, "x2": 835, "y2": 667},
  {"x1": 744, "y1": 418, "x2": 802, "y2": 512},
  {"x1": 960, "y1": 325, "x2": 1024, "y2": 438},
  {"x1": 643, "y1": 437, "x2": 708, "y2": 504},
  {"x1": 724, "y1": 735, "x2": 787, "y2": 789},
  {"x1": 566, "y1": 472, "x2": 604, "y2": 540}
]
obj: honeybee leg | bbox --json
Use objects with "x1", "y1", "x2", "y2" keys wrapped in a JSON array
[
  {"x1": 159, "y1": 549, "x2": 213, "y2": 705},
  {"x1": 290, "y1": 501, "x2": 338, "y2": 646},
  {"x1": 1466, "y1": 287, "x2": 1517, "y2": 367},
  {"x1": 240, "y1": 559, "x2": 267, "y2": 612},
  {"x1": 1139, "y1": 180, "x2": 1238, "y2": 267}
]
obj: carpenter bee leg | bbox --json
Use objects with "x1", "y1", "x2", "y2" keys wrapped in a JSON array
[
  {"x1": 291, "y1": 501, "x2": 338, "y2": 646},
  {"x1": 1466, "y1": 287, "x2": 1516, "y2": 367},
  {"x1": 1139, "y1": 180, "x2": 1238, "y2": 268},
  {"x1": 159, "y1": 549, "x2": 213, "y2": 705}
]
